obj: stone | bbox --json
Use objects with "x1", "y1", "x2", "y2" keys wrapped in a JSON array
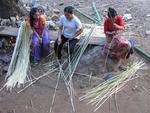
[
  {"x1": 59, "y1": 2, "x2": 64, "y2": 6},
  {"x1": 10, "y1": 17, "x2": 16, "y2": 23},
  {"x1": 45, "y1": 20, "x2": 57, "y2": 30},
  {"x1": 146, "y1": 30, "x2": 150, "y2": 35},
  {"x1": 26, "y1": 6, "x2": 31, "y2": 12},
  {"x1": 3, "y1": 65, "x2": 9, "y2": 73},
  {"x1": 125, "y1": 9, "x2": 131, "y2": 13},
  {"x1": 0, "y1": 96, "x2": 3, "y2": 102},
  {"x1": 1, "y1": 38, "x2": 9, "y2": 47},
  {"x1": 145, "y1": 18, "x2": 150, "y2": 22},
  {"x1": 53, "y1": 9, "x2": 60, "y2": 14},
  {"x1": 74, "y1": 2, "x2": 80, "y2": 7},
  {"x1": 46, "y1": 5, "x2": 50, "y2": 10},
  {"x1": 7, "y1": 111, "x2": 14, "y2": 113},
  {"x1": 46, "y1": 16, "x2": 52, "y2": 21},
  {"x1": 51, "y1": 14, "x2": 59, "y2": 21},
  {"x1": 0, "y1": 61, "x2": 3, "y2": 76},
  {"x1": 1, "y1": 56, "x2": 11, "y2": 64},
  {"x1": 79, "y1": 0, "x2": 84, "y2": 3},
  {"x1": 0, "y1": 41, "x2": 2, "y2": 48},
  {"x1": 1, "y1": 19, "x2": 11, "y2": 26},
  {"x1": 10, "y1": 17, "x2": 16, "y2": 27},
  {"x1": 146, "y1": 14, "x2": 150, "y2": 17},
  {"x1": 90, "y1": 12, "x2": 96, "y2": 16}
]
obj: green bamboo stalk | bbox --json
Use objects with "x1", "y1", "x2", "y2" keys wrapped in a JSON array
[
  {"x1": 92, "y1": 2, "x2": 102, "y2": 22},
  {"x1": 73, "y1": 7, "x2": 100, "y2": 24},
  {"x1": 134, "y1": 46, "x2": 150, "y2": 60}
]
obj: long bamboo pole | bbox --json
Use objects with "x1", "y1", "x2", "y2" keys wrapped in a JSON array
[
  {"x1": 73, "y1": 7, "x2": 100, "y2": 24},
  {"x1": 92, "y1": 2, "x2": 102, "y2": 22},
  {"x1": 134, "y1": 46, "x2": 150, "y2": 60}
]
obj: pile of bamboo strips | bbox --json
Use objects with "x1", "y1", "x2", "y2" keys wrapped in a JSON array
[
  {"x1": 79, "y1": 61, "x2": 145, "y2": 112},
  {"x1": 47, "y1": 25, "x2": 97, "y2": 113},
  {"x1": 63, "y1": 25, "x2": 96, "y2": 112}
]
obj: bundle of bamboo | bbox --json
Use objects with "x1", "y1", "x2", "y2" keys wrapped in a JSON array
[
  {"x1": 62, "y1": 25, "x2": 96, "y2": 112},
  {"x1": 80, "y1": 61, "x2": 145, "y2": 112},
  {"x1": 5, "y1": 21, "x2": 32, "y2": 90}
]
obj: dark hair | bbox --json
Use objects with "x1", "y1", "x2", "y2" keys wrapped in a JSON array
[
  {"x1": 64, "y1": 6, "x2": 74, "y2": 14},
  {"x1": 108, "y1": 7, "x2": 117, "y2": 18},
  {"x1": 29, "y1": 7, "x2": 39, "y2": 28}
]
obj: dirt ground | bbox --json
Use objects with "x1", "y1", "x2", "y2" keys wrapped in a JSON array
[{"x1": 0, "y1": 0, "x2": 150, "y2": 113}]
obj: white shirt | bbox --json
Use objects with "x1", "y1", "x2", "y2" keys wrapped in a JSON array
[{"x1": 59, "y1": 15, "x2": 82, "y2": 39}]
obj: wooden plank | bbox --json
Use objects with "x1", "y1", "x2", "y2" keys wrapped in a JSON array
[
  {"x1": 83, "y1": 24, "x2": 105, "y2": 45},
  {"x1": 90, "y1": 25, "x2": 105, "y2": 45},
  {"x1": 0, "y1": 25, "x2": 106, "y2": 45},
  {"x1": 0, "y1": 26, "x2": 19, "y2": 37},
  {"x1": 0, "y1": 26, "x2": 58, "y2": 41}
]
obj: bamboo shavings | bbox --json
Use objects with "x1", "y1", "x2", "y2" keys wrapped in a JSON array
[
  {"x1": 5, "y1": 21, "x2": 32, "y2": 90},
  {"x1": 80, "y1": 61, "x2": 145, "y2": 112}
]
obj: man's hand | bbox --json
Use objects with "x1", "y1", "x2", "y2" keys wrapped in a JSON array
[
  {"x1": 58, "y1": 38, "x2": 62, "y2": 45},
  {"x1": 69, "y1": 36, "x2": 75, "y2": 41}
]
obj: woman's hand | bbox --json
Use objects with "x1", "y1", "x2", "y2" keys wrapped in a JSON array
[
  {"x1": 39, "y1": 38, "x2": 42, "y2": 44},
  {"x1": 106, "y1": 31, "x2": 116, "y2": 35},
  {"x1": 113, "y1": 23, "x2": 120, "y2": 29},
  {"x1": 32, "y1": 29, "x2": 42, "y2": 44},
  {"x1": 35, "y1": 33, "x2": 42, "y2": 44},
  {"x1": 113, "y1": 23, "x2": 125, "y2": 30}
]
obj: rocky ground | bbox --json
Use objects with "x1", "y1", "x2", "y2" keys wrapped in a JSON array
[{"x1": 0, "y1": 0, "x2": 150, "y2": 113}]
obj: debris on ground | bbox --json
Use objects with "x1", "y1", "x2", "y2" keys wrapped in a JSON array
[{"x1": 123, "y1": 13, "x2": 132, "y2": 21}]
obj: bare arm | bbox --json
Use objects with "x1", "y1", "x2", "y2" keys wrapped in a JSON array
[
  {"x1": 113, "y1": 23, "x2": 125, "y2": 30},
  {"x1": 32, "y1": 28, "x2": 42, "y2": 43},
  {"x1": 58, "y1": 26, "x2": 63, "y2": 40},
  {"x1": 113, "y1": 16, "x2": 125, "y2": 31},
  {"x1": 41, "y1": 22, "x2": 46, "y2": 37},
  {"x1": 72, "y1": 28, "x2": 83, "y2": 39},
  {"x1": 57, "y1": 25, "x2": 63, "y2": 45}
]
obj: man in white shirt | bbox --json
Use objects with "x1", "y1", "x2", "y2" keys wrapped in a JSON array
[{"x1": 54, "y1": 6, "x2": 83, "y2": 62}]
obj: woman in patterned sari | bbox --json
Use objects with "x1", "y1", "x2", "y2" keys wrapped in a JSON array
[{"x1": 103, "y1": 8, "x2": 134, "y2": 71}]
